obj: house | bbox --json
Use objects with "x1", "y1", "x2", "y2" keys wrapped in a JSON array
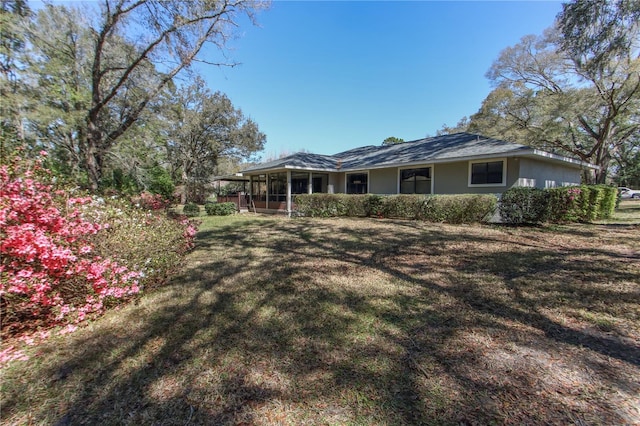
[{"x1": 238, "y1": 133, "x2": 597, "y2": 214}]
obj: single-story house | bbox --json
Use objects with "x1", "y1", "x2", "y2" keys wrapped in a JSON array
[{"x1": 237, "y1": 132, "x2": 597, "y2": 214}]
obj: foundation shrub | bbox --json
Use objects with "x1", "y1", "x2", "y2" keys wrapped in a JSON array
[
  {"x1": 422, "y1": 194, "x2": 497, "y2": 224},
  {"x1": 294, "y1": 194, "x2": 350, "y2": 217},
  {"x1": 295, "y1": 193, "x2": 496, "y2": 223},
  {"x1": 546, "y1": 186, "x2": 605, "y2": 223},
  {"x1": 381, "y1": 194, "x2": 425, "y2": 219},
  {"x1": 499, "y1": 187, "x2": 550, "y2": 224},
  {"x1": 504, "y1": 185, "x2": 618, "y2": 224},
  {"x1": 364, "y1": 194, "x2": 385, "y2": 217},
  {"x1": 598, "y1": 185, "x2": 618, "y2": 219},
  {"x1": 343, "y1": 194, "x2": 368, "y2": 217}
]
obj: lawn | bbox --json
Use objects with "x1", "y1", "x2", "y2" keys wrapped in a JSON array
[{"x1": 1, "y1": 203, "x2": 639, "y2": 425}]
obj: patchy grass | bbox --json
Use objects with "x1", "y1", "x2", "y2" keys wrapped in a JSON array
[{"x1": 2, "y1": 209, "x2": 639, "y2": 425}]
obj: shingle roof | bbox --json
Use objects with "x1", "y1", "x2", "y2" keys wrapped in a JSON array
[
  {"x1": 337, "y1": 133, "x2": 530, "y2": 169},
  {"x1": 241, "y1": 133, "x2": 586, "y2": 173}
]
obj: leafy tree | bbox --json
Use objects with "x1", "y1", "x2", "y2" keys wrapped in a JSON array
[
  {"x1": 437, "y1": 117, "x2": 470, "y2": 136},
  {"x1": 164, "y1": 78, "x2": 265, "y2": 203},
  {"x1": 470, "y1": 0, "x2": 640, "y2": 183},
  {"x1": 558, "y1": 0, "x2": 640, "y2": 74},
  {"x1": 22, "y1": 5, "x2": 93, "y2": 179},
  {"x1": 611, "y1": 132, "x2": 640, "y2": 187},
  {"x1": 382, "y1": 136, "x2": 405, "y2": 145},
  {"x1": 0, "y1": 0, "x2": 30, "y2": 156},
  {"x1": 21, "y1": 0, "x2": 266, "y2": 190}
]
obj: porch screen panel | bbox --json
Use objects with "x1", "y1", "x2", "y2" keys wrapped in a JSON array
[
  {"x1": 269, "y1": 173, "x2": 287, "y2": 202},
  {"x1": 400, "y1": 168, "x2": 431, "y2": 194},
  {"x1": 251, "y1": 175, "x2": 266, "y2": 201}
]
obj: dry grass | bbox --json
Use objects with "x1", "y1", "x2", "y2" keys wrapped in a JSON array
[{"x1": 1, "y1": 203, "x2": 639, "y2": 425}]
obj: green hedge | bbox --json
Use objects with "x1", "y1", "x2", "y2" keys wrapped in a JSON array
[
  {"x1": 294, "y1": 193, "x2": 497, "y2": 224},
  {"x1": 500, "y1": 185, "x2": 617, "y2": 224},
  {"x1": 546, "y1": 185, "x2": 616, "y2": 223},
  {"x1": 205, "y1": 202, "x2": 236, "y2": 216},
  {"x1": 499, "y1": 187, "x2": 550, "y2": 224},
  {"x1": 421, "y1": 194, "x2": 498, "y2": 224}
]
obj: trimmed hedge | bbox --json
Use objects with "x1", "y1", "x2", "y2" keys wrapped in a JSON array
[
  {"x1": 499, "y1": 187, "x2": 549, "y2": 224},
  {"x1": 205, "y1": 201, "x2": 236, "y2": 216},
  {"x1": 421, "y1": 194, "x2": 498, "y2": 224},
  {"x1": 294, "y1": 193, "x2": 497, "y2": 224},
  {"x1": 499, "y1": 185, "x2": 618, "y2": 224}
]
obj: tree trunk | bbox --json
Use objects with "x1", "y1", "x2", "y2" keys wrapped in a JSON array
[
  {"x1": 85, "y1": 120, "x2": 103, "y2": 191},
  {"x1": 180, "y1": 169, "x2": 188, "y2": 205}
]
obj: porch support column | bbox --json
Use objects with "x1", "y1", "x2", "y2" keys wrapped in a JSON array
[
  {"x1": 266, "y1": 174, "x2": 270, "y2": 210},
  {"x1": 248, "y1": 175, "x2": 253, "y2": 208},
  {"x1": 308, "y1": 172, "x2": 313, "y2": 194},
  {"x1": 286, "y1": 170, "x2": 292, "y2": 217}
]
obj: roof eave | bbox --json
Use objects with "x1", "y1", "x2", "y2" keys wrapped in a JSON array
[{"x1": 530, "y1": 149, "x2": 599, "y2": 169}]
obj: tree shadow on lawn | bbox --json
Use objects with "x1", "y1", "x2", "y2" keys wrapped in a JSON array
[{"x1": 2, "y1": 217, "x2": 639, "y2": 425}]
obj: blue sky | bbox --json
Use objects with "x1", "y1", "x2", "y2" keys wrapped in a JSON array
[
  {"x1": 195, "y1": 1, "x2": 564, "y2": 159},
  {"x1": 40, "y1": 0, "x2": 563, "y2": 159}
]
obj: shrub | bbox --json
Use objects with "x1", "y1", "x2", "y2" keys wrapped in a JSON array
[
  {"x1": 182, "y1": 202, "x2": 200, "y2": 217},
  {"x1": 1, "y1": 154, "x2": 138, "y2": 336},
  {"x1": 294, "y1": 194, "x2": 350, "y2": 217},
  {"x1": 294, "y1": 193, "x2": 496, "y2": 223},
  {"x1": 130, "y1": 191, "x2": 171, "y2": 211},
  {"x1": 381, "y1": 194, "x2": 425, "y2": 219},
  {"x1": 146, "y1": 164, "x2": 175, "y2": 200},
  {"x1": 422, "y1": 194, "x2": 497, "y2": 224},
  {"x1": 205, "y1": 202, "x2": 236, "y2": 216},
  {"x1": 598, "y1": 185, "x2": 617, "y2": 219},
  {"x1": 499, "y1": 187, "x2": 549, "y2": 224},
  {"x1": 0, "y1": 152, "x2": 198, "y2": 343},
  {"x1": 363, "y1": 194, "x2": 385, "y2": 217}
]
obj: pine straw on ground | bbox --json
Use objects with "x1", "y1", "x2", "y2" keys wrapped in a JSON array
[{"x1": 1, "y1": 212, "x2": 639, "y2": 425}]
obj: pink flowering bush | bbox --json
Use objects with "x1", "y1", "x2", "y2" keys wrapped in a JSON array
[
  {"x1": 1, "y1": 152, "x2": 198, "y2": 344},
  {"x1": 130, "y1": 191, "x2": 171, "y2": 211},
  {"x1": 1, "y1": 154, "x2": 142, "y2": 337}
]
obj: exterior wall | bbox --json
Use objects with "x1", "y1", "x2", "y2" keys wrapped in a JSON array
[
  {"x1": 433, "y1": 159, "x2": 519, "y2": 194},
  {"x1": 331, "y1": 173, "x2": 344, "y2": 194},
  {"x1": 515, "y1": 158, "x2": 581, "y2": 188},
  {"x1": 369, "y1": 167, "x2": 398, "y2": 194}
]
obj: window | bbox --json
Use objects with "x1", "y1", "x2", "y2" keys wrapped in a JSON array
[
  {"x1": 469, "y1": 160, "x2": 506, "y2": 186},
  {"x1": 400, "y1": 167, "x2": 431, "y2": 194},
  {"x1": 347, "y1": 173, "x2": 368, "y2": 194}
]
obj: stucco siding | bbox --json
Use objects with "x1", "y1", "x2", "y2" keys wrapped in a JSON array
[
  {"x1": 369, "y1": 168, "x2": 398, "y2": 194},
  {"x1": 433, "y1": 160, "x2": 518, "y2": 194},
  {"x1": 328, "y1": 173, "x2": 341, "y2": 194},
  {"x1": 516, "y1": 158, "x2": 581, "y2": 188}
]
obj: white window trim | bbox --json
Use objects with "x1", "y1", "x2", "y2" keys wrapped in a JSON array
[
  {"x1": 345, "y1": 171, "x2": 369, "y2": 194},
  {"x1": 397, "y1": 164, "x2": 434, "y2": 194},
  {"x1": 468, "y1": 158, "x2": 507, "y2": 187}
]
